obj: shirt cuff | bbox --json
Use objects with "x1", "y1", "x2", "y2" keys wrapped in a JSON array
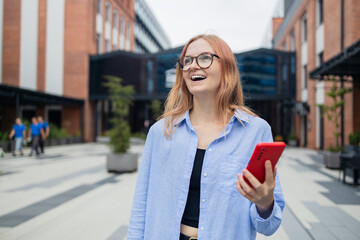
[{"x1": 250, "y1": 200, "x2": 282, "y2": 236}]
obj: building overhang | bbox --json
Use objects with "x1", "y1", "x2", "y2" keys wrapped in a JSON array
[
  {"x1": 310, "y1": 39, "x2": 360, "y2": 80},
  {"x1": 0, "y1": 84, "x2": 84, "y2": 106}
]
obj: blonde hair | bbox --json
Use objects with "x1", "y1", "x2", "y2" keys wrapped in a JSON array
[{"x1": 160, "y1": 34, "x2": 256, "y2": 136}]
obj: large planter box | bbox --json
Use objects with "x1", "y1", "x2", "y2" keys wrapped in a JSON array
[
  {"x1": 288, "y1": 139, "x2": 298, "y2": 146},
  {"x1": 50, "y1": 138, "x2": 59, "y2": 146},
  {"x1": 323, "y1": 151, "x2": 341, "y2": 169},
  {"x1": 59, "y1": 138, "x2": 67, "y2": 145},
  {"x1": 107, "y1": 152, "x2": 138, "y2": 173},
  {"x1": 73, "y1": 137, "x2": 82, "y2": 143},
  {"x1": 0, "y1": 140, "x2": 12, "y2": 152}
]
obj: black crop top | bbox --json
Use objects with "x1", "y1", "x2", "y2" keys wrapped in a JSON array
[{"x1": 181, "y1": 148, "x2": 206, "y2": 228}]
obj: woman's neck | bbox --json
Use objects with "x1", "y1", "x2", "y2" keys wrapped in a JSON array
[{"x1": 190, "y1": 96, "x2": 222, "y2": 125}]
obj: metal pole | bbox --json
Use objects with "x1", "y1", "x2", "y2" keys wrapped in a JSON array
[
  {"x1": 94, "y1": 100, "x2": 98, "y2": 141},
  {"x1": 341, "y1": 0, "x2": 344, "y2": 51},
  {"x1": 340, "y1": 0, "x2": 344, "y2": 148},
  {"x1": 341, "y1": 76, "x2": 344, "y2": 148},
  {"x1": 15, "y1": 92, "x2": 20, "y2": 117}
]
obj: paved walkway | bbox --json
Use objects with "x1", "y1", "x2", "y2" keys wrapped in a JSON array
[{"x1": 0, "y1": 142, "x2": 359, "y2": 240}]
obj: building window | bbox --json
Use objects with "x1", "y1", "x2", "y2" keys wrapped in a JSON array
[
  {"x1": 106, "y1": 2, "x2": 111, "y2": 22},
  {"x1": 113, "y1": 10, "x2": 118, "y2": 50},
  {"x1": 302, "y1": 64, "x2": 307, "y2": 89},
  {"x1": 290, "y1": 30, "x2": 295, "y2": 51},
  {"x1": 120, "y1": 17, "x2": 125, "y2": 49},
  {"x1": 318, "y1": 52, "x2": 324, "y2": 67},
  {"x1": 113, "y1": 10, "x2": 118, "y2": 29},
  {"x1": 106, "y1": 39, "x2": 110, "y2": 52},
  {"x1": 126, "y1": 23, "x2": 131, "y2": 51},
  {"x1": 317, "y1": 0, "x2": 323, "y2": 25},
  {"x1": 302, "y1": 15, "x2": 307, "y2": 43},
  {"x1": 98, "y1": 0, "x2": 103, "y2": 14},
  {"x1": 97, "y1": 33, "x2": 102, "y2": 53}
]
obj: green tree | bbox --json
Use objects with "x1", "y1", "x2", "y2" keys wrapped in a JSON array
[
  {"x1": 150, "y1": 100, "x2": 162, "y2": 121},
  {"x1": 317, "y1": 76, "x2": 352, "y2": 152},
  {"x1": 103, "y1": 75, "x2": 135, "y2": 153}
]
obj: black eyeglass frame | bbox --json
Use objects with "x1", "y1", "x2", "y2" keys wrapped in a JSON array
[{"x1": 178, "y1": 52, "x2": 220, "y2": 71}]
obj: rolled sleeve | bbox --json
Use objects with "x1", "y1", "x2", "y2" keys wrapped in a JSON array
[
  {"x1": 127, "y1": 127, "x2": 155, "y2": 239},
  {"x1": 250, "y1": 173, "x2": 285, "y2": 236}
]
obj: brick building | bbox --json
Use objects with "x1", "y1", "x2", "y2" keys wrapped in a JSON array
[
  {"x1": 0, "y1": 0, "x2": 137, "y2": 141},
  {"x1": 272, "y1": 0, "x2": 360, "y2": 149}
]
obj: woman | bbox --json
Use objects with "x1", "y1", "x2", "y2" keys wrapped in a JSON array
[{"x1": 128, "y1": 34, "x2": 284, "y2": 240}]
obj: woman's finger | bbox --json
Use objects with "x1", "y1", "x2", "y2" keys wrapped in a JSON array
[
  {"x1": 242, "y1": 169, "x2": 261, "y2": 189},
  {"x1": 264, "y1": 160, "x2": 275, "y2": 183},
  {"x1": 238, "y1": 174, "x2": 256, "y2": 197},
  {"x1": 236, "y1": 181, "x2": 254, "y2": 201}
]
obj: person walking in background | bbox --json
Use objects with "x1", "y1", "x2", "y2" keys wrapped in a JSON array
[
  {"x1": 9, "y1": 118, "x2": 26, "y2": 156},
  {"x1": 37, "y1": 116, "x2": 50, "y2": 154},
  {"x1": 28, "y1": 117, "x2": 44, "y2": 157},
  {"x1": 128, "y1": 34, "x2": 284, "y2": 239}
]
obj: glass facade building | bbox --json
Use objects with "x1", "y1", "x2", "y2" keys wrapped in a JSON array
[
  {"x1": 134, "y1": 0, "x2": 171, "y2": 53},
  {"x1": 90, "y1": 47, "x2": 295, "y2": 140}
]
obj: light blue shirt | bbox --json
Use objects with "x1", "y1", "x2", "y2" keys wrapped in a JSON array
[{"x1": 128, "y1": 110, "x2": 285, "y2": 239}]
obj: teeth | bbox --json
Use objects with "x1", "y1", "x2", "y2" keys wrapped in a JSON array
[{"x1": 191, "y1": 75, "x2": 206, "y2": 80}]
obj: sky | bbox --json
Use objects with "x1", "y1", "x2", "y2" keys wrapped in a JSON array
[{"x1": 145, "y1": 0, "x2": 282, "y2": 53}]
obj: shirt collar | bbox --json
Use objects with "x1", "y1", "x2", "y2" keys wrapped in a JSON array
[
  {"x1": 173, "y1": 111, "x2": 189, "y2": 127},
  {"x1": 173, "y1": 108, "x2": 250, "y2": 127},
  {"x1": 233, "y1": 109, "x2": 251, "y2": 124}
]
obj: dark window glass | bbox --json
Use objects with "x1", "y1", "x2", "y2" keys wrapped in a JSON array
[
  {"x1": 304, "y1": 65, "x2": 307, "y2": 88},
  {"x1": 319, "y1": 0, "x2": 323, "y2": 24},
  {"x1": 303, "y1": 17, "x2": 307, "y2": 42}
]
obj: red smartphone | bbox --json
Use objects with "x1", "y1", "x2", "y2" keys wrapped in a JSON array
[{"x1": 244, "y1": 142, "x2": 286, "y2": 187}]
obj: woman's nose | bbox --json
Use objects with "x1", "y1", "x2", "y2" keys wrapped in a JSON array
[{"x1": 188, "y1": 59, "x2": 200, "y2": 70}]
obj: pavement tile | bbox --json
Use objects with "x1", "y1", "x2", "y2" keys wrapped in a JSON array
[{"x1": 0, "y1": 143, "x2": 359, "y2": 240}]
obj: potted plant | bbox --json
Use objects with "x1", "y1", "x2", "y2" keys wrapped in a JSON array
[
  {"x1": 103, "y1": 75, "x2": 137, "y2": 173},
  {"x1": 347, "y1": 132, "x2": 360, "y2": 152},
  {"x1": 317, "y1": 75, "x2": 352, "y2": 168},
  {"x1": 49, "y1": 123, "x2": 64, "y2": 146},
  {"x1": 288, "y1": 132, "x2": 298, "y2": 146}
]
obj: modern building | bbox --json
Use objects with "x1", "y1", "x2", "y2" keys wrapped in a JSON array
[
  {"x1": 89, "y1": 47, "x2": 296, "y2": 139},
  {"x1": 133, "y1": 0, "x2": 171, "y2": 53},
  {"x1": 272, "y1": 0, "x2": 360, "y2": 149},
  {"x1": 0, "y1": 0, "x2": 138, "y2": 141}
]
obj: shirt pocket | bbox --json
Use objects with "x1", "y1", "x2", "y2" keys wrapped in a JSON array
[{"x1": 216, "y1": 155, "x2": 248, "y2": 197}]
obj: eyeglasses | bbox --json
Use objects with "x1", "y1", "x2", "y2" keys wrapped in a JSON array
[{"x1": 178, "y1": 52, "x2": 220, "y2": 71}]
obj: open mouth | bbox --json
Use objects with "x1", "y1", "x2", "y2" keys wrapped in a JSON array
[{"x1": 191, "y1": 75, "x2": 207, "y2": 81}]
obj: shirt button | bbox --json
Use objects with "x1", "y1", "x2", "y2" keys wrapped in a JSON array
[
  {"x1": 208, "y1": 148, "x2": 212, "y2": 152},
  {"x1": 201, "y1": 227, "x2": 204, "y2": 230},
  {"x1": 203, "y1": 173, "x2": 207, "y2": 177},
  {"x1": 202, "y1": 199, "x2": 206, "y2": 203}
]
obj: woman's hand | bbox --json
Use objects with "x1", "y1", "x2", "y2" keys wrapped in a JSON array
[{"x1": 236, "y1": 160, "x2": 276, "y2": 218}]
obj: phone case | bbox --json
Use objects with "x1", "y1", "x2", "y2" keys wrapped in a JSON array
[{"x1": 244, "y1": 142, "x2": 286, "y2": 187}]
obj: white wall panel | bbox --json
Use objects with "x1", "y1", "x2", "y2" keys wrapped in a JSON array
[
  {"x1": 316, "y1": 81, "x2": 324, "y2": 104},
  {"x1": 301, "y1": 41, "x2": 307, "y2": 65},
  {"x1": 316, "y1": 24, "x2": 324, "y2": 54},
  {"x1": 301, "y1": 88, "x2": 308, "y2": 102},
  {"x1": 96, "y1": 13, "x2": 103, "y2": 34},
  {"x1": 105, "y1": 22, "x2": 111, "y2": 40},
  {"x1": 0, "y1": 0, "x2": 3, "y2": 83},
  {"x1": 19, "y1": 0, "x2": 39, "y2": 90},
  {"x1": 45, "y1": 0, "x2": 65, "y2": 95},
  {"x1": 112, "y1": 29, "x2": 118, "y2": 46}
]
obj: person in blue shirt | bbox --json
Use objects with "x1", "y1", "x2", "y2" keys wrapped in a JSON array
[
  {"x1": 9, "y1": 118, "x2": 26, "y2": 156},
  {"x1": 37, "y1": 116, "x2": 50, "y2": 154},
  {"x1": 128, "y1": 34, "x2": 285, "y2": 240},
  {"x1": 28, "y1": 117, "x2": 44, "y2": 157}
]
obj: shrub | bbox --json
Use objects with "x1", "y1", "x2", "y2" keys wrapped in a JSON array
[
  {"x1": 349, "y1": 132, "x2": 360, "y2": 145},
  {"x1": 103, "y1": 75, "x2": 135, "y2": 153}
]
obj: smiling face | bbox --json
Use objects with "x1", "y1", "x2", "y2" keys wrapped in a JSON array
[{"x1": 182, "y1": 38, "x2": 222, "y2": 98}]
